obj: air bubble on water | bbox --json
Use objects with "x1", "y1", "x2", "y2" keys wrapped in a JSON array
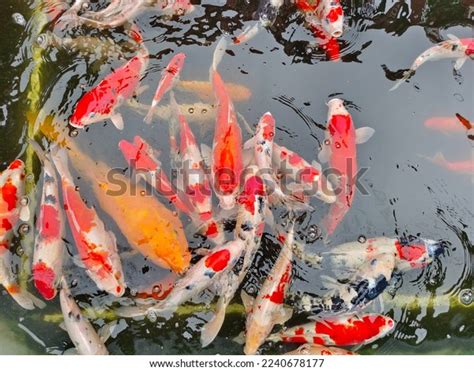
[
  {"x1": 75, "y1": 186, "x2": 80, "y2": 191},
  {"x1": 306, "y1": 225, "x2": 320, "y2": 243},
  {"x1": 306, "y1": 47, "x2": 313, "y2": 54},
  {"x1": 26, "y1": 174, "x2": 34, "y2": 182},
  {"x1": 19, "y1": 223, "x2": 30, "y2": 235},
  {"x1": 147, "y1": 311, "x2": 158, "y2": 322},
  {"x1": 201, "y1": 108, "x2": 207, "y2": 114},
  {"x1": 459, "y1": 325, "x2": 465, "y2": 332},
  {"x1": 459, "y1": 289, "x2": 472, "y2": 306},
  {"x1": 453, "y1": 93, "x2": 464, "y2": 102},
  {"x1": 152, "y1": 285, "x2": 160, "y2": 294},
  {"x1": 12, "y1": 13, "x2": 26, "y2": 27},
  {"x1": 324, "y1": 139, "x2": 330, "y2": 145},
  {"x1": 130, "y1": 288, "x2": 137, "y2": 296},
  {"x1": 188, "y1": 107, "x2": 195, "y2": 114},
  {"x1": 16, "y1": 246, "x2": 24, "y2": 256},
  {"x1": 358, "y1": 235, "x2": 367, "y2": 243},
  {"x1": 335, "y1": 142, "x2": 341, "y2": 149},
  {"x1": 71, "y1": 279, "x2": 78, "y2": 288},
  {"x1": 172, "y1": 211, "x2": 178, "y2": 217},
  {"x1": 69, "y1": 129, "x2": 79, "y2": 137},
  {"x1": 140, "y1": 190, "x2": 146, "y2": 196},
  {"x1": 174, "y1": 322, "x2": 179, "y2": 328}
]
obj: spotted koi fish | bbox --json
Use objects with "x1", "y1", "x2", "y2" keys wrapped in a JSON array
[
  {"x1": 70, "y1": 31, "x2": 148, "y2": 130},
  {"x1": 390, "y1": 35, "x2": 474, "y2": 91},
  {"x1": 0, "y1": 160, "x2": 45, "y2": 309},
  {"x1": 242, "y1": 223, "x2": 296, "y2": 355},
  {"x1": 272, "y1": 143, "x2": 336, "y2": 204},
  {"x1": 296, "y1": 0, "x2": 344, "y2": 38},
  {"x1": 319, "y1": 98, "x2": 374, "y2": 237},
  {"x1": 51, "y1": 148, "x2": 126, "y2": 297},
  {"x1": 210, "y1": 38, "x2": 244, "y2": 210},
  {"x1": 59, "y1": 278, "x2": 109, "y2": 355},
  {"x1": 201, "y1": 166, "x2": 268, "y2": 347},
  {"x1": 268, "y1": 313, "x2": 394, "y2": 347},
  {"x1": 30, "y1": 141, "x2": 65, "y2": 300},
  {"x1": 323, "y1": 236, "x2": 446, "y2": 278},
  {"x1": 285, "y1": 343, "x2": 356, "y2": 355},
  {"x1": 117, "y1": 239, "x2": 246, "y2": 319},
  {"x1": 144, "y1": 53, "x2": 186, "y2": 124}
]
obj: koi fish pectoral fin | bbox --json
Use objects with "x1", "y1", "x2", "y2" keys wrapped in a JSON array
[
  {"x1": 241, "y1": 290, "x2": 255, "y2": 314},
  {"x1": 200, "y1": 296, "x2": 227, "y2": 347},
  {"x1": 454, "y1": 57, "x2": 467, "y2": 71},
  {"x1": 318, "y1": 143, "x2": 331, "y2": 163},
  {"x1": 355, "y1": 127, "x2": 375, "y2": 144},
  {"x1": 110, "y1": 113, "x2": 125, "y2": 130},
  {"x1": 446, "y1": 34, "x2": 460, "y2": 42},
  {"x1": 272, "y1": 306, "x2": 293, "y2": 325}
]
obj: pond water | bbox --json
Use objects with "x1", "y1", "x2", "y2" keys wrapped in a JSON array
[{"x1": 0, "y1": 0, "x2": 472, "y2": 355}]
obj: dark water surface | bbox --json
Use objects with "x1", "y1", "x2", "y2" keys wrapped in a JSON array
[{"x1": 0, "y1": 0, "x2": 473, "y2": 355}]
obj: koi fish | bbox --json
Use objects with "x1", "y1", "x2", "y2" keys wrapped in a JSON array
[
  {"x1": 30, "y1": 141, "x2": 65, "y2": 300},
  {"x1": 424, "y1": 115, "x2": 472, "y2": 135},
  {"x1": 70, "y1": 39, "x2": 148, "y2": 129},
  {"x1": 66, "y1": 140, "x2": 191, "y2": 274},
  {"x1": 268, "y1": 313, "x2": 394, "y2": 347},
  {"x1": 117, "y1": 239, "x2": 246, "y2": 319},
  {"x1": 426, "y1": 152, "x2": 474, "y2": 175},
  {"x1": 272, "y1": 143, "x2": 336, "y2": 204},
  {"x1": 323, "y1": 236, "x2": 446, "y2": 278},
  {"x1": 200, "y1": 167, "x2": 268, "y2": 347},
  {"x1": 0, "y1": 160, "x2": 45, "y2": 309},
  {"x1": 390, "y1": 35, "x2": 474, "y2": 91},
  {"x1": 285, "y1": 344, "x2": 356, "y2": 355},
  {"x1": 209, "y1": 38, "x2": 244, "y2": 210},
  {"x1": 310, "y1": 24, "x2": 341, "y2": 62},
  {"x1": 319, "y1": 98, "x2": 375, "y2": 237},
  {"x1": 144, "y1": 53, "x2": 186, "y2": 124},
  {"x1": 258, "y1": 0, "x2": 284, "y2": 27},
  {"x1": 242, "y1": 224, "x2": 296, "y2": 355},
  {"x1": 296, "y1": 0, "x2": 344, "y2": 38},
  {"x1": 59, "y1": 278, "x2": 109, "y2": 355},
  {"x1": 51, "y1": 147, "x2": 126, "y2": 297}
]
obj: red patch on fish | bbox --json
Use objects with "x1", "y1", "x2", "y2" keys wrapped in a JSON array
[
  {"x1": 1, "y1": 218, "x2": 13, "y2": 231},
  {"x1": 327, "y1": 6, "x2": 343, "y2": 23},
  {"x1": 205, "y1": 249, "x2": 231, "y2": 272},
  {"x1": 237, "y1": 176, "x2": 265, "y2": 214},
  {"x1": 205, "y1": 221, "x2": 219, "y2": 237},
  {"x1": 314, "y1": 315, "x2": 389, "y2": 346},
  {"x1": 265, "y1": 262, "x2": 292, "y2": 304},
  {"x1": 300, "y1": 166, "x2": 320, "y2": 183},
  {"x1": 40, "y1": 204, "x2": 61, "y2": 239},
  {"x1": 33, "y1": 261, "x2": 56, "y2": 300},
  {"x1": 1, "y1": 181, "x2": 18, "y2": 211},
  {"x1": 8, "y1": 160, "x2": 24, "y2": 170},
  {"x1": 395, "y1": 240, "x2": 426, "y2": 262},
  {"x1": 64, "y1": 186, "x2": 97, "y2": 233}
]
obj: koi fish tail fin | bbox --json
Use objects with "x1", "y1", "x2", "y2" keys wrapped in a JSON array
[
  {"x1": 143, "y1": 106, "x2": 155, "y2": 125},
  {"x1": 7, "y1": 285, "x2": 46, "y2": 310},
  {"x1": 232, "y1": 22, "x2": 260, "y2": 45},
  {"x1": 50, "y1": 145, "x2": 73, "y2": 182},
  {"x1": 389, "y1": 70, "x2": 414, "y2": 91},
  {"x1": 430, "y1": 152, "x2": 448, "y2": 167},
  {"x1": 211, "y1": 37, "x2": 227, "y2": 74},
  {"x1": 200, "y1": 296, "x2": 228, "y2": 347},
  {"x1": 115, "y1": 304, "x2": 154, "y2": 320},
  {"x1": 321, "y1": 201, "x2": 348, "y2": 238}
]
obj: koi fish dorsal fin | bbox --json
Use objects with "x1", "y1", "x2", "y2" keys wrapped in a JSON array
[
  {"x1": 355, "y1": 127, "x2": 375, "y2": 144},
  {"x1": 110, "y1": 113, "x2": 124, "y2": 130},
  {"x1": 454, "y1": 57, "x2": 467, "y2": 71}
]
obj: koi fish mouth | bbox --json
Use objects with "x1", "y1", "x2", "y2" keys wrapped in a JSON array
[{"x1": 425, "y1": 239, "x2": 447, "y2": 258}]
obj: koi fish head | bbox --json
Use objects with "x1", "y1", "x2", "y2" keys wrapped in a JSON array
[
  {"x1": 70, "y1": 91, "x2": 110, "y2": 128},
  {"x1": 319, "y1": 0, "x2": 344, "y2": 38},
  {"x1": 366, "y1": 314, "x2": 396, "y2": 339},
  {"x1": 256, "y1": 112, "x2": 276, "y2": 142},
  {"x1": 395, "y1": 237, "x2": 445, "y2": 270},
  {"x1": 1, "y1": 159, "x2": 25, "y2": 214}
]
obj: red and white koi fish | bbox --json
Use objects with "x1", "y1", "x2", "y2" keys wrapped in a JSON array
[
  {"x1": 268, "y1": 313, "x2": 394, "y2": 347},
  {"x1": 242, "y1": 224, "x2": 296, "y2": 355},
  {"x1": 319, "y1": 98, "x2": 374, "y2": 237},
  {"x1": 209, "y1": 38, "x2": 244, "y2": 210},
  {"x1": 144, "y1": 53, "x2": 186, "y2": 124},
  {"x1": 51, "y1": 148, "x2": 126, "y2": 297},
  {"x1": 426, "y1": 152, "x2": 474, "y2": 175},
  {"x1": 59, "y1": 278, "x2": 109, "y2": 355},
  {"x1": 117, "y1": 239, "x2": 246, "y2": 319},
  {"x1": 171, "y1": 93, "x2": 213, "y2": 221},
  {"x1": 70, "y1": 36, "x2": 148, "y2": 130},
  {"x1": 424, "y1": 115, "x2": 473, "y2": 136},
  {"x1": 272, "y1": 143, "x2": 336, "y2": 204},
  {"x1": 285, "y1": 343, "x2": 356, "y2": 355},
  {"x1": 390, "y1": 35, "x2": 474, "y2": 91},
  {"x1": 118, "y1": 136, "x2": 224, "y2": 244},
  {"x1": 30, "y1": 141, "x2": 65, "y2": 300},
  {"x1": 323, "y1": 236, "x2": 446, "y2": 277},
  {"x1": 297, "y1": 0, "x2": 344, "y2": 38},
  {"x1": 200, "y1": 166, "x2": 268, "y2": 347},
  {"x1": 310, "y1": 24, "x2": 341, "y2": 62},
  {"x1": 0, "y1": 160, "x2": 45, "y2": 309}
]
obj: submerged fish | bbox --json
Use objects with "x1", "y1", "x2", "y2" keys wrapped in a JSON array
[
  {"x1": 70, "y1": 40, "x2": 148, "y2": 130},
  {"x1": 424, "y1": 116, "x2": 470, "y2": 135},
  {"x1": 176, "y1": 80, "x2": 252, "y2": 102},
  {"x1": 285, "y1": 343, "x2": 356, "y2": 355},
  {"x1": 0, "y1": 160, "x2": 45, "y2": 309},
  {"x1": 297, "y1": 0, "x2": 344, "y2": 38},
  {"x1": 319, "y1": 98, "x2": 374, "y2": 237},
  {"x1": 51, "y1": 148, "x2": 126, "y2": 297},
  {"x1": 144, "y1": 53, "x2": 186, "y2": 124},
  {"x1": 268, "y1": 313, "x2": 394, "y2": 347},
  {"x1": 30, "y1": 142, "x2": 65, "y2": 301},
  {"x1": 242, "y1": 224, "x2": 296, "y2": 355},
  {"x1": 66, "y1": 141, "x2": 191, "y2": 274},
  {"x1": 426, "y1": 152, "x2": 474, "y2": 175},
  {"x1": 59, "y1": 278, "x2": 109, "y2": 355},
  {"x1": 390, "y1": 35, "x2": 474, "y2": 91}
]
